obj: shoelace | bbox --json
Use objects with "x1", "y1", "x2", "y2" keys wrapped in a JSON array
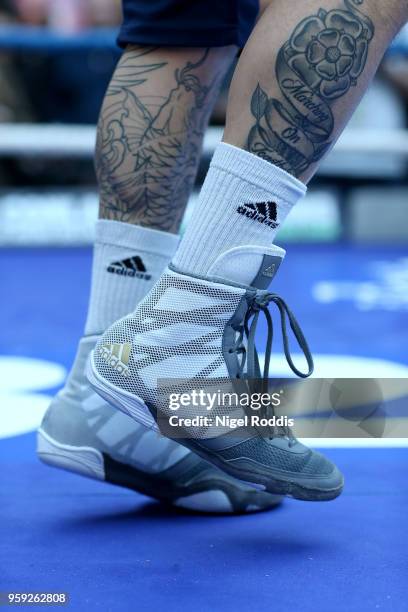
[{"x1": 231, "y1": 290, "x2": 314, "y2": 441}]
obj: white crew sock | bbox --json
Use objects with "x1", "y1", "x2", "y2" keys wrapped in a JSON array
[
  {"x1": 172, "y1": 143, "x2": 306, "y2": 276},
  {"x1": 84, "y1": 220, "x2": 179, "y2": 336}
]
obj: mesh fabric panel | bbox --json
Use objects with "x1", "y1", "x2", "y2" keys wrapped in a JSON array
[
  {"x1": 93, "y1": 269, "x2": 246, "y2": 437},
  {"x1": 219, "y1": 438, "x2": 333, "y2": 475}
]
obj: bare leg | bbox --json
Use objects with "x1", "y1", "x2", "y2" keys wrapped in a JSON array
[
  {"x1": 39, "y1": 44, "x2": 281, "y2": 518},
  {"x1": 95, "y1": 45, "x2": 236, "y2": 233},
  {"x1": 91, "y1": 9, "x2": 380, "y2": 501},
  {"x1": 224, "y1": 0, "x2": 408, "y2": 183}
]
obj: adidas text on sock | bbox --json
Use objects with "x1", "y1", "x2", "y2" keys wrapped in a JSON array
[
  {"x1": 84, "y1": 220, "x2": 179, "y2": 335},
  {"x1": 172, "y1": 143, "x2": 306, "y2": 277}
]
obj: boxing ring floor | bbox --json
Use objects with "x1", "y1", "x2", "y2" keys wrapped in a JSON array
[{"x1": 1, "y1": 243, "x2": 407, "y2": 611}]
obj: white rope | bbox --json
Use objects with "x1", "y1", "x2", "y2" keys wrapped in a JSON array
[
  {"x1": 0, "y1": 124, "x2": 219, "y2": 157},
  {"x1": 0, "y1": 124, "x2": 97, "y2": 157},
  {"x1": 1, "y1": 124, "x2": 408, "y2": 157}
]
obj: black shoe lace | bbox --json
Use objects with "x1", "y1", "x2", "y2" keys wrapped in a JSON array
[{"x1": 230, "y1": 291, "x2": 314, "y2": 442}]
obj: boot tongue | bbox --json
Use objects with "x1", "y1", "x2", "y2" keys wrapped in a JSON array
[{"x1": 207, "y1": 244, "x2": 285, "y2": 289}]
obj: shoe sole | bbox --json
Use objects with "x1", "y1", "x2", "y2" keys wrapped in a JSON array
[
  {"x1": 37, "y1": 428, "x2": 283, "y2": 513},
  {"x1": 185, "y1": 442, "x2": 344, "y2": 502},
  {"x1": 37, "y1": 428, "x2": 105, "y2": 480},
  {"x1": 87, "y1": 353, "x2": 343, "y2": 502}
]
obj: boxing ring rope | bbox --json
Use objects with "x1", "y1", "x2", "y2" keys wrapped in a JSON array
[
  {"x1": 0, "y1": 25, "x2": 407, "y2": 159},
  {"x1": 0, "y1": 124, "x2": 408, "y2": 158},
  {"x1": 0, "y1": 26, "x2": 119, "y2": 51},
  {"x1": 0, "y1": 25, "x2": 406, "y2": 247},
  {"x1": 0, "y1": 24, "x2": 406, "y2": 54}
]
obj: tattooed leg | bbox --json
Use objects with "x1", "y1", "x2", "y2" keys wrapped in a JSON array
[
  {"x1": 224, "y1": 0, "x2": 408, "y2": 183},
  {"x1": 96, "y1": 45, "x2": 236, "y2": 232}
]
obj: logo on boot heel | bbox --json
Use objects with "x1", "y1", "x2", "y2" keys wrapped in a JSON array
[
  {"x1": 237, "y1": 201, "x2": 279, "y2": 229},
  {"x1": 99, "y1": 343, "x2": 131, "y2": 378}
]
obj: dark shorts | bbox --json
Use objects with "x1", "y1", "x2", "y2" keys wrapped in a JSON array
[{"x1": 118, "y1": 0, "x2": 259, "y2": 49}]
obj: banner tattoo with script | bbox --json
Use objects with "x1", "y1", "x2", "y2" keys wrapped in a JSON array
[{"x1": 247, "y1": 0, "x2": 375, "y2": 176}]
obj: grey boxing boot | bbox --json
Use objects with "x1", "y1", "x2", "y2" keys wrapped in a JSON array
[
  {"x1": 88, "y1": 244, "x2": 344, "y2": 501},
  {"x1": 38, "y1": 335, "x2": 283, "y2": 513}
]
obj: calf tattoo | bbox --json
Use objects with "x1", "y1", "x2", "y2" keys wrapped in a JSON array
[
  {"x1": 247, "y1": 0, "x2": 374, "y2": 177},
  {"x1": 96, "y1": 47, "x2": 219, "y2": 231}
]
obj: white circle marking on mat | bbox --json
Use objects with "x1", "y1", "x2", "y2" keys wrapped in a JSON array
[
  {"x1": 262, "y1": 354, "x2": 408, "y2": 378},
  {"x1": 1, "y1": 354, "x2": 407, "y2": 439},
  {"x1": 0, "y1": 356, "x2": 66, "y2": 438}
]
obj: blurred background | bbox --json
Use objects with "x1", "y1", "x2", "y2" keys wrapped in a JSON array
[{"x1": 0, "y1": 1, "x2": 408, "y2": 433}]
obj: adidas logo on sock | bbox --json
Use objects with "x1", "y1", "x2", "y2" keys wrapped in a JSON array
[
  {"x1": 99, "y1": 343, "x2": 131, "y2": 378},
  {"x1": 107, "y1": 256, "x2": 151, "y2": 280},
  {"x1": 237, "y1": 201, "x2": 279, "y2": 229}
]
